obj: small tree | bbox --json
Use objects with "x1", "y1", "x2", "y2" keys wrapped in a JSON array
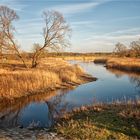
[
  {"x1": 32, "y1": 43, "x2": 47, "y2": 61},
  {"x1": 31, "y1": 11, "x2": 71, "y2": 68},
  {"x1": 130, "y1": 39, "x2": 140, "y2": 57},
  {"x1": 0, "y1": 6, "x2": 27, "y2": 67},
  {"x1": 113, "y1": 42, "x2": 127, "y2": 56}
]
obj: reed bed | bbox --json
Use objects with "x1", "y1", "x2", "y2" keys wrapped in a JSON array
[
  {"x1": 92, "y1": 57, "x2": 140, "y2": 73},
  {"x1": 106, "y1": 58, "x2": 140, "y2": 73},
  {"x1": 0, "y1": 58, "x2": 94, "y2": 99},
  {"x1": 93, "y1": 57, "x2": 108, "y2": 64},
  {"x1": 0, "y1": 69, "x2": 60, "y2": 99}
]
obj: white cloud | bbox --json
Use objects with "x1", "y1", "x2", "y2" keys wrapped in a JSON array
[
  {"x1": 70, "y1": 28, "x2": 140, "y2": 53},
  {"x1": 45, "y1": 2, "x2": 101, "y2": 15},
  {"x1": 109, "y1": 16, "x2": 140, "y2": 22},
  {"x1": 86, "y1": 27, "x2": 140, "y2": 41},
  {"x1": 104, "y1": 28, "x2": 140, "y2": 36},
  {"x1": 71, "y1": 21, "x2": 97, "y2": 25},
  {"x1": 0, "y1": 0, "x2": 27, "y2": 11},
  {"x1": 70, "y1": 20, "x2": 97, "y2": 31}
]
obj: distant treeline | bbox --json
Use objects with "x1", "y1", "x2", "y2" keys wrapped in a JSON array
[
  {"x1": 0, "y1": 52, "x2": 112, "y2": 60},
  {"x1": 46, "y1": 52, "x2": 112, "y2": 56},
  {"x1": 113, "y1": 39, "x2": 140, "y2": 57}
]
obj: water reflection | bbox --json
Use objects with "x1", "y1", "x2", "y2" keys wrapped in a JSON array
[
  {"x1": 0, "y1": 91, "x2": 67, "y2": 128},
  {"x1": 108, "y1": 68, "x2": 140, "y2": 91},
  {"x1": 0, "y1": 89, "x2": 74, "y2": 128}
]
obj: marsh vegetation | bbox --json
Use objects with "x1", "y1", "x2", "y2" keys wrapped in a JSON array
[{"x1": 55, "y1": 100, "x2": 140, "y2": 140}]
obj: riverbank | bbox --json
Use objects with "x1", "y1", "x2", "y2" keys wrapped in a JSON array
[
  {"x1": 0, "y1": 128, "x2": 65, "y2": 140},
  {"x1": 0, "y1": 58, "x2": 96, "y2": 100},
  {"x1": 78, "y1": 56, "x2": 140, "y2": 73},
  {"x1": 1, "y1": 100, "x2": 139, "y2": 140},
  {"x1": 67, "y1": 56, "x2": 140, "y2": 73},
  {"x1": 106, "y1": 58, "x2": 140, "y2": 73},
  {"x1": 55, "y1": 56, "x2": 140, "y2": 73},
  {"x1": 54, "y1": 100, "x2": 140, "y2": 140}
]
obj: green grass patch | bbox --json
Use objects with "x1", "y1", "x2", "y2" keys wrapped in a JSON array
[{"x1": 54, "y1": 105, "x2": 140, "y2": 140}]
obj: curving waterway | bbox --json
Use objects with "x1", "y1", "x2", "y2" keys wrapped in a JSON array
[{"x1": 0, "y1": 61, "x2": 140, "y2": 128}]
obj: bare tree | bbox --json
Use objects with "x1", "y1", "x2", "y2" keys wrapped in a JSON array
[
  {"x1": 31, "y1": 11, "x2": 71, "y2": 68},
  {"x1": 113, "y1": 42, "x2": 127, "y2": 56},
  {"x1": 0, "y1": 32, "x2": 3, "y2": 59},
  {"x1": 32, "y1": 43, "x2": 47, "y2": 60},
  {"x1": 0, "y1": 6, "x2": 27, "y2": 67},
  {"x1": 130, "y1": 39, "x2": 140, "y2": 57},
  {"x1": 32, "y1": 43, "x2": 42, "y2": 53}
]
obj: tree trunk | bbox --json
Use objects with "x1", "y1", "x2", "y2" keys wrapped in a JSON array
[
  {"x1": 31, "y1": 53, "x2": 38, "y2": 68},
  {"x1": 0, "y1": 46, "x2": 3, "y2": 66},
  {"x1": 18, "y1": 54, "x2": 28, "y2": 68}
]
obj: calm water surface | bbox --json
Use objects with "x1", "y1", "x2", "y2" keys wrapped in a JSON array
[{"x1": 0, "y1": 61, "x2": 140, "y2": 128}]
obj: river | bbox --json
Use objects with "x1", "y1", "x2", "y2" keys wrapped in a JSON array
[{"x1": 0, "y1": 61, "x2": 140, "y2": 128}]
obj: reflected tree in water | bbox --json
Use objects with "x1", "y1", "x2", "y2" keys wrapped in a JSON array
[
  {"x1": 45, "y1": 89, "x2": 71, "y2": 119},
  {"x1": 129, "y1": 76, "x2": 140, "y2": 93},
  {"x1": 0, "y1": 90, "x2": 71, "y2": 128}
]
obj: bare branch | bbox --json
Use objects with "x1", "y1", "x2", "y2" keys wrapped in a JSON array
[
  {"x1": 0, "y1": 5, "x2": 27, "y2": 68},
  {"x1": 31, "y1": 10, "x2": 71, "y2": 68}
]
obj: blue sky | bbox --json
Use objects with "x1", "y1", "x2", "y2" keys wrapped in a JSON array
[{"x1": 0, "y1": 0, "x2": 140, "y2": 52}]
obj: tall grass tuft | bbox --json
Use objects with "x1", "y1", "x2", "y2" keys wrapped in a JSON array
[{"x1": 0, "y1": 69, "x2": 61, "y2": 99}]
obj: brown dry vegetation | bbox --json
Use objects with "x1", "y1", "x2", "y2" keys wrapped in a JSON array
[
  {"x1": 0, "y1": 58, "x2": 96, "y2": 100},
  {"x1": 55, "y1": 100, "x2": 140, "y2": 139},
  {"x1": 63, "y1": 56, "x2": 140, "y2": 73},
  {"x1": 106, "y1": 58, "x2": 140, "y2": 73},
  {"x1": 93, "y1": 57, "x2": 140, "y2": 73},
  {"x1": 61, "y1": 56, "x2": 140, "y2": 73},
  {"x1": 93, "y1": 57, "x2": 108, "y2": 64}
]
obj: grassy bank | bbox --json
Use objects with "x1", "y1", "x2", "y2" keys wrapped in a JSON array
[
  {"x1": 106, "y1": 58, "x2": 140, "y2": 73},
  {"x1": 55, "y1": 56, "x2": 140, "y2": 73},
  {"x1": 56, "y1": 55, "x2": 140, "y2": 73},
  {"x1": 93, "y1": 57, "x2": 140, "y2": 73},
  {"x1": 0, "y1": 58, "x2": 96, "y2": 100},
  {"x1": 54, "y1": 100, "x2": 140, "y2": 140}
]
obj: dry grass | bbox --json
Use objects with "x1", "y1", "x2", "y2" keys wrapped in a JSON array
[
  {"x1": 59, "y1": 56, "x2": 140, "y2": 73},
  {"x1": 62, "y1": 56, "x2": 96, "y2": 61},
  {"x1": 106, "y1": 58, "x2": 140, "y2": 73},
  {"x1": 59, "y1": 64, "x2": 85, "y2": 83},
  {"x1": 55, "y1": 100, "x2": 140, "y2": 140},
  {"x1": 0, "y1": 58, "x2": 95, "y2": 99},
  {"x1": 0, "y1": 69, "x2": 61, "y2": 99},
  {"x1": 93, "y1": 57, "x2": 108, "y2": 64},
  {"x1": 91, "y1": 57, "x2": 140, "y2": 73}
]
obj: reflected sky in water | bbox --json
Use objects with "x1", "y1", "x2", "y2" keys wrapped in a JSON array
[{"x1": 0, "y1": 61, "x2": 140, "y2": 128}]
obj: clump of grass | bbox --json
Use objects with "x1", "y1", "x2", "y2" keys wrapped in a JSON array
[
  {"x1": 59, "y1": 64, "x2": 85, "y2": 83},
  {"x1": 59, "y1": 68, "x2": 77, "y2": 83},
  {"x1": 73, "y1": 64, "x2": 85, "y2": 74},
  {"x1": 93, "y1": 57, "x2": 108, "y2": 64},
  {"x1": 54, "y1": 101, "x2": 140, "y2": 140}
]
